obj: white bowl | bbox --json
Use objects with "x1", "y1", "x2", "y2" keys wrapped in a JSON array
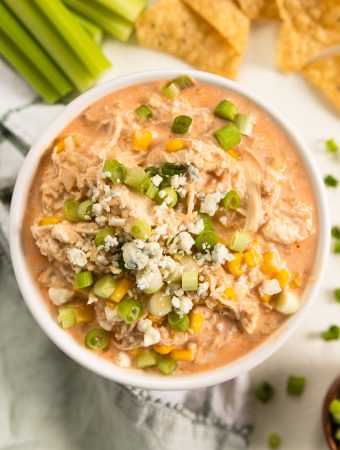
[{"x1": 10, "y1": 69, "x2": 330, "y2": 390}]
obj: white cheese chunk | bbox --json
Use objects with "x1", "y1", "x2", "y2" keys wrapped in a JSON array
[
  {"x1": 259, "y1": 279, "x2": 282, "y2": 297},
  {"x1": 48, "y1": 287, "x2": 73, "y2": 305},
  {"x1": 67, "y1": 248, "x2": 88, "y2": 267}
]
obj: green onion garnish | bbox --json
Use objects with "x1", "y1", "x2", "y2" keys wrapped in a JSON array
[
  {"x1": 136, "y1": 349, "x2": 157, "y2": 369},
  {"x1": 117, "y1": 298, "x2": 143, "y2": 324},
  {"x1": 332, "y1": 226, "x2": 340, "y2": 239},
  {"x1": 145, "y1": 184, "x2": 159, "y2": 200},
  {"x1": 162, "y1": 82, "x2": 180, "y2": 99},
  {"x1": 324, "y1": 175, "x2": 338, "y2": 187},
  {"x1": 334, "y1": 289, "x2": 340, "y2": 303},
  {"x1": 156, "y1": 187, "x2": 178, "y2": 208},
  {"x1": 335, "y1": 427, "x2": 340, "y2": 440},
  {"x1": 199, "y1": 213, "x2": 214, "y2": 230},
  {"x1": 195, "y1": 230, "x2": 218, "y2": 253},
  {"x1": 124, "y1": 166, "x2": 146, "y2": 190},
  {"x1": 321, "y1": 324, "x2": 340, "y2": 341},
  {"x1": 140, "y1": 177, "x2": 153, "y2": 195},
  {"x1": 64, "y1": 200, "x2": 80, "y2": 222},
  {"x1": 326, "y1": 139, "x2": 338, "y2": 153},
  {"x1": 171, "y1": 75, "x2": 195, "y2": 89},
  {"x1": 286, "y1": 376, "x2": 306, "y2": 396},
  {"x1": 58, "y1": 306, "x2": 77, "y2": 329},
  {"x1": 145, "y1": 166, "x2": 159, "y2": 177},
  {"x1": 213, "y1": 124, "x2": 241, "y2": 150},
  {"x1": 171, "y1": 115, "x2": 192, "y2": 134},
  {"x1": 156, "y1": 357, "x2": 177, "y2": 375},
  {"x1": 103, "y1": 159, "x2": 126, "y2": 183},
  {"x1": 182, "y1": 271, "x2": 198, "y2": 291},
  {"x1": 334, "y1": 242, "x2": 340, "y2": 253},
  {"x1": 235, "y1": 113, "x2": 254, "y2": 136},
  {"x1": 75, "y1": 270, "x2": 93, "y2": 289},
  {"x1": 161, "y1": 162, "x2": 186, "y2": 176},
  {"x1": 168, "y1": 311, "x2": 189, "y2": 332},
  {"x1": 329, "y1": 399, "x2": 340, "y2": 424},
  {"x1": 130, "y1": 219, "x2": 151, "y2": 240},
  {"x1": 214, "y1": 100, "x2": 237, "y2": 121},
  {"x1": 255, "y1": 382, "x2": 275, "y2": 403},
  {"x1": 135, "y1": 105, "x2": 153, "y2": 121},
  {"x1": 77, "y1": 199, "x2": 93, "y2": 221},
  {"x1": 162, "y1": 75, "x2": 194, "y2": 99},
  {"x1": 268, "y1": 432, "x2": 282, "y2": 449},
  {"x1": 85, "y1": 328, "x2": 109, "y2": 350},
  {"x1": 93, "y1": 274, "x2": 117, "y2": 299},
  {"x1": 94, "y1": 227, "x2": 115, "y2": 247},
  {"x1": 229, "y1": 231, "x2": 250, "y2": 252},
  {"x1": 223, "y1": 190, "x2": 241, "y2": 210}
]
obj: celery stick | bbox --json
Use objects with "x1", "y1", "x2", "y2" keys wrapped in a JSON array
[
  {"x1": 0, "y1": 2, "x2": 72, "y2": 97},
  {"x1": 4, "y1": 0, "x2": 94, "y2": 92},
  {"x1": 93, "y1": 0, "x2": 146, "y2": 22},
  {"x1": 63, "y1": 0, "x2": 134, "y2": 42},
  {"x1": 34, "y1": 0, "x2": 110, "y2": 77},
  {"x1": 72, "y1": 11, "x2": 104, "y2": 46},
  {"x1": 0, "y1": 30, "x2": 60, "y2": 104}
]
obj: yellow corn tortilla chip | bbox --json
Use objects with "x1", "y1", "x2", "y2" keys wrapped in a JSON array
[
  {"x1": 136, "y1": 0, "x2": 243, "y2": 79},
  {"x1": 181, "y1": 0, "x2": 249, "y2": 54},
  {"x1": 276, "y1": 0, "x2": 340, "y2": 73},
  {"x1": 236, "y1": 0, "x2": 280, "y2": 20},
  {"x1": 301, "y1": 54, "x2": 340, "y2": 112}
]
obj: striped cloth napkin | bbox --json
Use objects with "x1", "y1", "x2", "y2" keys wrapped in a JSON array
[{"x1": 0, "y1": 58, "x2": 253, "y2": 450}]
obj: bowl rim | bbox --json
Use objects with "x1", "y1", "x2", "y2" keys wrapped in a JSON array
[{"x1": 9, "y1": 68, "x2": 330, "y2": 390}]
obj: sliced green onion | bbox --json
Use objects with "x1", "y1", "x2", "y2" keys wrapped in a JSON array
[
  {"x1": 145, "y1": 184, "x2": 159, "y2": 200},
  {"x1": 326, "y1": 139, "x2": 338, "y2": 153},
  {"x1": 93, "y1": 0, "x2": 145, "y2": 22},
  {"x1": 159, "y1": 178, "x2": 171, "y2": 189},
  {"x1": 213, "y1": 124, "x2": 241, "y2": 150},
  {"x1": 334, "y1": 289, "x2": 340, "y2": 303},
  {"x1": 235, "y1": 113, "x2": 255, "y2": 136},
  {"x1": 335, "y1": 427, "x2": 340, "y2": 439},
  {"x1": 124, "y1": 167, "x2": 146, "y2": 190},
  {"x1": 168, "y1": 312, "x2": 190, "y2": 332},
  {"x1": 223, "y1": 190, "x2": 241, "y2": 210},
  {"x1": 195, "y1": 230, "x2": 218, "y2": 253},
  {"x1": 77, "y1": 199, "x2": 93, "y2": 221},
  {"x1": 321, "y1": 324, "x2": 340, "y2": 341},
  {"x1": 104, "y1": 159, "x2": 126, "y2": 183},
  {"x1": 93, "y1": 274, "x2": 117, "y2": 298},
  {"x1": 162, "y1": 82, "x2": 180, "y2": 99},
  {"x1": 330, "y1": 399, "x2": 340, "y2": 422},
  {"x1": 268, "y1": 432, "x2": 282, "y2": 449},
  {"x1": 171, "y1": 115, "x2": 192, "y2": 134},
  {"x1": 64, "y1": 200, "x2": 80, "y2": 221},
  {"x1": 118, "y1": 255, "x2": 127, "y2": 272},
  {"x1": 332, "y1": 226, "x2": 340, "y2": 239},
  {"x1": 214, "y1": 100, "x2": 237, "y2": 121},
  {"x1": 156, "y1": 357, "x2": 177, "y2": 375},
  {"x1": 135, "y1": 105, "x2": 153, "y2": 121},
  {"x1": 199, "y1": 213, "x2": 214, "y2": 230},
  {"x1": 145, "y1": 166, "x2": 159, "y2": 177},
  {"x1": 72, "y1": 11, "x2": 104, "y2": 45},
  {"x1": 136, "y1": 349, "x2": 157, "y2": 368},
  {"x1": 58, "y1": 306, "x2": 77, "y2": 329},
  {"x1": 147, "y1": 292, "x2": 172, "y2": 317},
  {"x1": 75, "y1": 271, "x2": 93, "y2": 289},
  {"x1": 130, "y1": 219, "x2": 151, "y2": 240},
  {"x1": 229, "y1": 231, "x2": 250, "y2": 252},
  {"x1": 117, "y1": 299, "x2": 143, "y2": 324},
  {"x1": 140, "y1": 177, "x2": 153, "y2": 195},
  {"x1": 161, "y1": 162, "x2": 186, "y2": 176},
  {"x1": 324, "y1": 174, "x2": 338, "y2": 187},
  {"x1": 255, "y1": 382, "x2": 275, "y2": 403},
  {"x1": 171, "y1": 75, "x2": 195, "y2": 89},
  {"x1": 156, "y1": 187, "x2": 178, "y2": 208},
  {"x1": 94, "y1": 227, "x2": 115, "y2": 247},
  {"x1": 334, "y1": 242, "x2": 340, "y2": 253},
  {"x1": 182, "y1": 271, "x2": 198, "y2": 291},
  {"x1": 85, "y1": 328, "x2": 109, "y2": 350},
  {"x1": 286, "y1": 376, "x2": 306, "y2": 396}
]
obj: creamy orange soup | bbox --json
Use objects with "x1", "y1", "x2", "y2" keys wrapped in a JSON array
[{"x1": 23, "y1": 76, "x2": 318, "y2": 375}]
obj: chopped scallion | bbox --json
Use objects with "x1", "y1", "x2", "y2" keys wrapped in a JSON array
[
  {"x1": 199, "y1": 213, "x2": 214, "y2": 230},
  {"x1": 124, "y1": 167, "x2": 146, "y2": 190},
  {"x1": 156, "y1": 357, "x2": 177, "y2": 375},
  {"x1": 136, "y1": 349, "x2": 157, "y2": 368},
  {"x1": 214, "y1": 100, "x2": 237, "y2": 121},
  {"x1": 130, "y1": 219, "x2": 151, "y2": 240},
  {"x1": 229, "y1": 231, "x2": 250, "y2": 252},
  {"x1": 182, "y1": 271, "x2": 198, "y2": 291},
  {"x1": 235, "y1": 113, "x2": 254, "y2": 136},
  {"x1": 195, "y1": 230, "x2": 218, "y2": 253},
  {"x1": 161, "y1": 162, "x2": 186, "y2": 176},
  {"x1": 326, "y1": 139, "x2": 338, "y2": 153},
  {"x1": 171, "y1": 75, "x2": 195, "y2": 90},
  {"x1": 171, "y1": 115, "x2": 192, "y2": 134},
  {"x1": 117, "y1": 299, "x2": 143, "y2": 324},
  {"x1": 324, "y1": 175, "x2": 338, "y2": 187},
  {"x1": 145, "y1": 184, "x2": 159, "y2": 200},
  {"x1": 329, "y1": 399, "x2": 340, "y2": 422},
  {"x1": 332, "y1": 226, "x2": 340, "y2": 239},
  {"x1": 145, "y1": 166, "x2": 159, "y2": 177},
  {"x1": 104, "y1": 159, "x2": 126, "y2": 183},
  {"x1": 58, "y1": 306, "x2": 77, "y2": 329},
  {"x1": 334, "y1": 288, "x2": 340, "y2": 303},
  {"x1": 162, "y1": 82, "x2": 180, "y2": 99},
  {"x1": 93, "y1": 274, "x2": 117, "y2": 299},
  {"x1": 268, "y1": 432, "x2": 282, "y2": 449},
  {"x1": 64, "y1": 200, "x2": 80, "y2": 221},
  {"x1": 213, "y1": 124, "x2": 241, "y2": 150},
  {"x1": 287, "y1": 375, "x2": 306, "y2": 396},
  {"x1": 321, "y1": 324, "x2": 340, "y2": 341},
  {"x1": 223, "y1": 190, "x2": 241, "y2": 210},
  {"x1": 168, "y1": 311, "x2": 189, "y2": 332},
  {"x1": 75, "y1": 271, "x2": 93, "y2": 289},
  {"x1": 156, "y1": 187, "x2": 178, "y2": 208},
  {"x1": 85, "y1": 328, "x2": 109, "y2": 350},
  {"x1": 77, "y1": 199, "x2": 93, "y2": 221},
  {"x1": 255, "y1": 382, "x2": 275, "y2": 403},
  {"x1": 94, "y1": 227, "x2": 115, "y2": 247},
  {"x1": 135, "y1": 104, "x2": 153, "y2": 121},
  {"x1": 334, "y1": 242, "x2": 340, "y2": 253}
]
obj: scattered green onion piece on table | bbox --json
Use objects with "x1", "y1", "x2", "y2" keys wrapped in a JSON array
[
  {"x1": 334, "y1": 289, "x2": 340, "y2": 303},
  {"x1": 93, "y1": 0, "x2": 146, "y2": 22},
  {"x1": 214, "y1": 100, "x2": 237, "y2": 121},
  {"x1": 229, "y1": 231, "x2": 250, "y2": 252},
  {"x1": 77, "y1": 199, "x2": 93, "y2": 221},
  {"x1": 117, "y1": 299, "x2": 143, "y2": 324},
  {"x1": 162, "y1": 82, "x2": 181, "y2": 99},
  {"x1": 171, "y1": 115, "x2": 192, "y2": 134},
  {"x1": 195, "y1": 230, "x2": 218, "y2": 253},
  {"x1": 199, "y1": 213, "x2": 214, "y2": 230},
  {"x1": 135, "y1": 105, "x2": 153, "y2": 121},
  {"x1": 104, "y1": 159, "x2": 126, "y2": 183},
  {"x1": 255, "y1": 382, "x2": 275, "y2": 403},
  {"x1": 145, "y1": 166, "x2": 159, "y2": 177},
  {"x1": 235, "y1": 113, "x2": 254, "y2": 136},
  {"x1": 223, "y1": 190, "x2": 241, "y2": 210},
  {"x1": 326, "y1": 139, "x2": 338, "y2": 153},
  {"x1": 93, "y1": 274, "x2": 117, "y2": 298},
  {"x1": 286, "y1": 376, "x2": 306, "y2": 396},
  {"x1": 213, "y1": 124, "x2": 241, "y2": 150},
  {"x1": 58, "y1": 306, "x2": 77, "y2": 329},
  {"x1": 136, "y1": 349, "x2": 157, "y2": 369},
  {"x1": 268, "y1": 432, "x2": 282, "y2": 449},
  {"x1": 334, "y1": 242, "x2": 340, "y2": 254},
  {"x1": 124, "y1": 167, "x2": 146, "y2": 190},
  {"x1": 321, "y1": 325, "x2": 340, "y2": 341},
  {"x1": 161, "y1": 162, "x2": 186, "y2": 176},
  {"x1": 85, "y1": 328, "x2": 109, "y2": 350},
  {"x1": 71, "y1": 11, "x2": 104, "y2": 45},
  {"x1": 94, "y1": 227, "x2": 115, "y2": 247},
  {"x1": 182, "y1": 271, "x2": 198, "y2": 291},
  {"x1": 157, "y1": 357, "x2": 177, "y2": 375},
  {"x1": 156, "y1": 187, "x2": 178, "y2": 208},
  {"x1": 324, "y1": 175, "x2": 338, "y2": 187},
  {"x1": 332, "y1": 226, "x2": 340, "y2": 239},
  {"x1": 64, "y1": 200, "x2": 80, "y2": 221},
  {"x1": 130, "y1": 219, "x2": 151, "y2": 240},
  {"x1": 168, "y1": 311, "x2": 189, "y2": 332},
  {"x1": 75, "y1": 271, "x2": 93, "y2": 289}
]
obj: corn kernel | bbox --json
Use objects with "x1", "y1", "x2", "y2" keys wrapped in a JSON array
[
  {"x1": 227, "y1": 253, "x2": 244, "y2": 276},
  {"x1": 261, "y1": 295, "x2": 271, "y2": 303},
  {"x1": 39, "y1": 216, "x2": 62, "y2": 225},
  {"x1": 165, "y1": 138, "x2": 187, "y2": 152},
  {"x1": 74, "y1": 285, "x2": 91, "y2": 297},
  {"x1": 111, "y1": 278, "x2": 133, "y2": 303},
  {"x1": 170, "y1": 348, "x2": 194, "y2": 362},
  {"x1": 189, "y1": 312, "x2": 204, "y2": 333},
  {"x1": 228, "y1": 148, "x2": 242, "y2": 160},
  {"x1": 222, "y1": 287, "x2": 237, "y2": 300},
  {"x1": 275, "y1": 269, "x2": 290, "y2": 288},
  {"x1": 130, "y1": 348, "x2": 141, "y2": 356},
  {"x1": 148, "y1": 315, "x2": 164, "y2": 324},
  {"x1": 74, "y1": 305, "x2": 95, "y2": 324},
  {"x1": 261, "y1": 251, "x2": 280, "y2": 275},
  {"x1": 54, "y1": 139, "x2": 65, "y2": 154},
  {"x1": 244, "y1": 248, "x2": 261, "y2": 268},
  {"x1": 132, "y1": 129, "x2": 153, "y2": 151},
  {"x1": 290, "y1": 272, "x2": 302, "y2": 289},
  {"x1": 153, "y1": 344, "x2": 174, "y2": 355}
]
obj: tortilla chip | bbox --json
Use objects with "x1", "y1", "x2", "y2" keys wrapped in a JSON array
[
  {"x1": 181, "y1": 0, "x2": 249, "y2": 54},
  {"x1": 136, "y1": 0, "x2": 243, "y2": 79},
  {"x1": 301, "y1": 54, "x2": 340, "y2": 112},
  {"x1": 276, "y1": 0, "x2": 340, "y2": 73},
  {"x1": 236, "y1": 0, "x2": 280, "y2": 20}
]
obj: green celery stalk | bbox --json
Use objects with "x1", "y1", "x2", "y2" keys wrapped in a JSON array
[
  {"x1": 72, "y1": 11, "x2": 104, "y2": 46},
  {"x1": 4, "y1": 0, "x2": 94, "y2": 92},
  {"x1": 0, "y1": 2, "x2": 72, "y2": 98},
  {"x1": 62, "y1": 0, "x2": 134, "y2": 42},
  {"x1": 33, "y1": 0, "x2": 110, "y2": 77},
  {"x1": 0, "y1": 29, "x2": 60, "y2": 104},
  {"x1": 93, "y1": 0, "x2": 146, "y2": 22}
]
